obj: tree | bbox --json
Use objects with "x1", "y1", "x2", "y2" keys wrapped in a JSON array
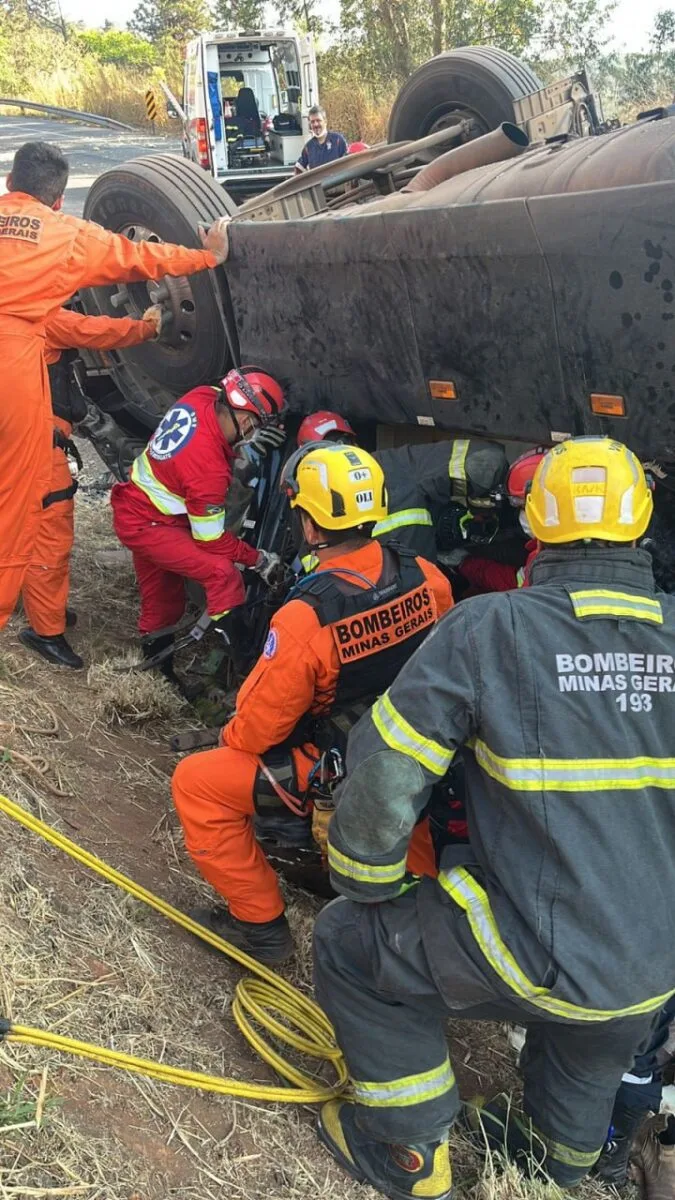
[
  {"x1": 0, "y1": 0, "x2": 68, "y2": 38},
  {"x1": 212, "y1": 0, "x2": 265, "y2": 28},
  {"x1": 651, "y1": 8, "x2": 675, "y2": 53},
  {"x1": 128, "y1": 0, "x2": 211, "y2": 44},
  {"x1": 77, "y1": 26, "x2": 159, "y2": 65},
  {"x1": 531, "y1": 0, "x2": 617, "y2": 65},
  {"x1": 333, "y1": 0, "x2": 540, "y2": 89},
  {"x1": 276, "y1": 0, "x2": 327, "y2": 37}
]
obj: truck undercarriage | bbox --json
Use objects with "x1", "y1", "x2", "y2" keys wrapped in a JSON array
[{"x1": 69, "y1": 46, "x2": 675, "y2": 654}]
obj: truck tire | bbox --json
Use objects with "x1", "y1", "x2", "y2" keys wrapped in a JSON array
[
  {"x1": 81, "y1": 155, "x2": 237, "y2": 428},
  {"x1": 388, "y1": 47, "x2": 543, "y2": 143}
]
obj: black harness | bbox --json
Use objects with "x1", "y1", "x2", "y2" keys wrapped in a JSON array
[
  {"x1": 43, "y1": 428, "x2": 83, "y2": 509},
  {"x1": 294, "y1": 546, "x2": 432, "y2": 710}
]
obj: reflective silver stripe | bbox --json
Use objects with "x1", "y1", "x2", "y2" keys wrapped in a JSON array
[
  {"x1": 473, "y1": 739, "x2": 675, "y2": 792},
  {"x1": 570, "y1": 589, "x2": 663, "y2": 625},
  {"x1": 189, "y1": 509, "x2": 226, "y2": 542},
  {"x1": 131, "y1": 452, "x2": 186, "y2": 516},
  {"x1": 449, "y1": 439, "x2": 470, "y2": 503},
  {"x1": 540, "y1": 1137, "x2": 603, "y2": 1169},
  {"x1": 352, "y1": 1058, "x2": 455, "y2": 1107},
  {"x1": 513, "y1": 1115, "x2": 602, "y2": 1169},
  {"x1": 372, "y1": 691, "x2": 453, "y2": 777},
  {"x1": 328, "y1": 843, "x2": 406, "y2": 885},
  {"x1": 373, "y1": 508, "x2": 433, "y2": 535},
  {"x1": 439, "y1": 865, "x2": 674, "y2": 1021}
]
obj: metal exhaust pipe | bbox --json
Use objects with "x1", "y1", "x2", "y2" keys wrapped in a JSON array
[
  {"x1": 347, "y1": 122, "x2": 529, "y2": 215},
  {"x1": 403, "y1": 121, "x2": 529, "y2": 192}
]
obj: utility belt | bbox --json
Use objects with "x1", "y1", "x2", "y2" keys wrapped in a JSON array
[
  {"x1": 43, "y1": 428, "x2": 83, "y2": 509},
  {"x1": 253, "y1": 701, "x2": 370, "y2": 815}
]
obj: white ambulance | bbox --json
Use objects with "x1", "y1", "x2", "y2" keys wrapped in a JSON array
[{"x1": 177, "y1": 29, "x2": 319, "y2": 200}]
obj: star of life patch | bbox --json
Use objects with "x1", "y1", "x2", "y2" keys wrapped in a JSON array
[
  {"x1": 263, "y1": 629, "x2": 278, "y2": 659},
  {"x1": 149, "y1": 404, "x2": 198, "y2": 461}
]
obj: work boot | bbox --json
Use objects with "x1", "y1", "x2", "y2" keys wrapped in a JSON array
[
  {"x1": 188, "y1": 905, "x2": 294, "y2": 965},
  {"x1": 463, "y1": 1094, "x2": 598, "y2": 1187},
  {"x1": 214, "y1": 610, "x2": 254, "y2": 677},
  {"x1": 594, "y1": 1103, "x2": 646, "y2": 1186},
  {"x1": 631, "y1": 1114, "x2": 675, "y2": 1200},
  {"x1": 19, "y1": 628, "x2": 83, "y2": 669},
  {"x1": 141, "y1": 634, "x2": 202, "y2": 701},
  {"x1": 318, "y1": 1100, "x2": 452, "y2": 1200}
]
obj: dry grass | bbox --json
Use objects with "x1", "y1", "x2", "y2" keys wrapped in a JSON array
[
  {"x1": 320, "y1": 79, "x2": 396, "y2": 145},
  {"x1": 12, "y1": 64, "x2": 175, "y2": 130},
  {"x1": 0, "y1": 450, "x2": 627, "y2": 1199},
  {"x1": 87, "y1": 655, "x2": 188, "y2": 726}
]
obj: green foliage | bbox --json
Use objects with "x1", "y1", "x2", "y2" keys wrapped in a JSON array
[
  {"x1": 532, "y1": 0, "x2": 617, "y2": 65},
  {"x1": 0, "y1": 0, "x2": 672, "y2": 136},
  {"x1": 651, "y1": 8, "x2": 675, "y2": 53},
  {"x1": 76, "y1": 27, "x2": 159, "y2": 66},
  {"x1": 0, "y1": 1075, "x2": 55, "y2": 1128},
  {"x1": 211, "y1": 0, "x2": 267, "y2": 30},
  {"x1": 128, "y1": 0, "x2": 211, "y2": 44}
]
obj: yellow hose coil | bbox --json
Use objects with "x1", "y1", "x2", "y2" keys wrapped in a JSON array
[{"x1": 0, "y1": 792, "x2": 348, "y2": 1103}]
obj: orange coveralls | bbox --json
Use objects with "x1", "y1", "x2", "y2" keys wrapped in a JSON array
[
  {"x1": 172, "y1": 540, "x2": 453, "y2": 923},
  {"x1": 0, "y1": 189, "x2": 217, "y2": 630},
  {"x1": 20, "y1": 308, "x2": 157, "y2": 637}
]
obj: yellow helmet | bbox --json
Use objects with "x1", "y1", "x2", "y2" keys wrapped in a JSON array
[
  {"x1": 525, "y1": 437, "x2": 653, "y2": 544},
  {"x1": 283, "y1": 444, "x2": 388, "y2": 530}
]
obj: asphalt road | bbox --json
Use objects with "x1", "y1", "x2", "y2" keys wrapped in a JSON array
[{"x1": 0, "y1": 114, "x2": 181, "y2": 216}]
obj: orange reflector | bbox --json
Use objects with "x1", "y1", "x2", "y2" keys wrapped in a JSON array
[
  {"x1": 590, "y1": 393, "x2": 626, "y2": 416},
  {"x1": 429, "y1": 380, "x2": 457, "y2": 400}
]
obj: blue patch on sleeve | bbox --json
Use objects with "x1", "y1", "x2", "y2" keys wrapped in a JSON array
[
  {"x1": 263, "y1": 629, "x2": 278, "y2": 659},
  {"x1": 149, "y1": 404, "x2": 197, "y2": 461}
]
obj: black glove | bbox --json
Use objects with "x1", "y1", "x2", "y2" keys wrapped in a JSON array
[
  {"x1": 237, "y1": 425, "x2": 287, "y2": 483},
  {"x1": 254, "y1": 549, "x2": 284, "y2": 586}
]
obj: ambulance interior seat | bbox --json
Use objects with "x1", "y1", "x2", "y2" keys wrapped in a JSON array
[{"x1": 235, "y1": 86, "x2": 262, "y2": 136}]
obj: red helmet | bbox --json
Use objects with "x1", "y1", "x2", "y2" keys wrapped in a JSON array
[
  {"x1": 297, "y1": 410, "x2": 357, "y2": 446},
  {"x1": 348, "y1": 141, "x2": 369, "y2": 154},
  {"x1": 507, "y1": 448, "x2": 547, "y2": 505},
  {"x1": 220, "y1": 366, "x2": 286, "y2": 425}
]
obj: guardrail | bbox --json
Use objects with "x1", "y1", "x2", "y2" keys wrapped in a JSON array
[{"x1": 0, "y1": 98, "x2": 138, "y2": 131}]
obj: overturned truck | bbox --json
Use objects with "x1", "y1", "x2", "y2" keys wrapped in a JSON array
[{"x1": 77, "y1": 46, "x2": 675, "y2": 607}]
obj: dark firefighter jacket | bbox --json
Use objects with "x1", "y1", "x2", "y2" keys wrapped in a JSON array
[
  {"x1": 372, "y1": 439, "x2": 507, "y2": 561},
  {"x1": 328, "y1": 547, "x2": 675, "y2": 1022}
]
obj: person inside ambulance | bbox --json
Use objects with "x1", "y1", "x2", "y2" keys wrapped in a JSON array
[
  {"x1": 17, "y1": 304, "x2": 164, "y2": 669},
  {"x1": 312, "y1": 437, "x2": 675, "y2": 1200},
  {"x1": 110, "y1": 367, "x2": 287, "y2": 689},
  {"x1": 171, "y1": 443, "x2": 453, "y2": 965},
  {"x1": 0, "y1": 139, "x2": 231, "y2": 638},
  {"x1": 296, "y1": 411, "x2": 508, "y2": 563}
]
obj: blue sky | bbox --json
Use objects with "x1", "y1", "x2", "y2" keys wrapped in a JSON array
[{"x1": 61, "y1": 0, "x2": 663, "y2": 52}]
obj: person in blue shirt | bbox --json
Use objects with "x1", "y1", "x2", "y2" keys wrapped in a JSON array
[{"x1": 295, "y1": 106, "x2": 348, "y2": 173}]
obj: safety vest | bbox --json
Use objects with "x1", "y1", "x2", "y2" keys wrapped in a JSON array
[{"x1": 294, "y1": 547, "x2": 437, "y2": 718}]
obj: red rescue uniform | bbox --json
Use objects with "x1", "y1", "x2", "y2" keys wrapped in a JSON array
[
  {"x1": 459, "y1": 540, "x2": 538, "y2": 593},
  {"x1": 111, "y1": 386, "x2": 260, "y2": 633},
  {"x1": 0, "y1": 189, "x2": 217, "y2": 629},
  {"x1": 172, "y1": 541, "x2": 453, "y2": 923},
  {"x1": 20, "y1": 309, "x2": 156, "y2": 637}
]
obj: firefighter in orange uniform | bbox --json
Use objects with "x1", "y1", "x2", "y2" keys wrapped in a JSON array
[
  {"x1": 18, "y1": 305, "x2": 163, "y2": 668},
  {"x1": 0, "y1": 140, "x2": 230, "y2": 632},
  {"x1": 172, "y1": 444, "x2": 453, "y2": 964}
]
